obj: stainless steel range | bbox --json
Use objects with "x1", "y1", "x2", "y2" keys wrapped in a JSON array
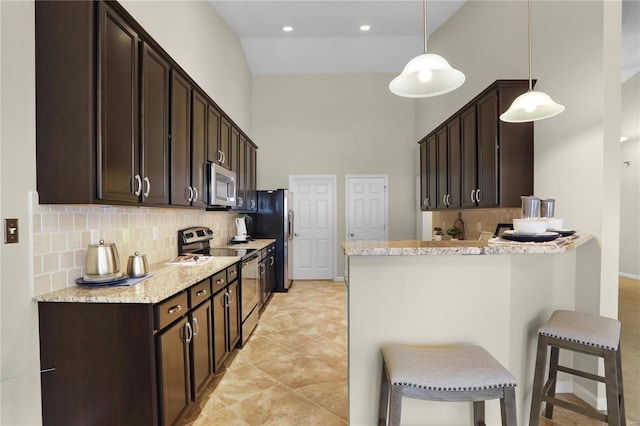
[{"x1": 177, "y1": 227, "x2": 260, "y2": 346}]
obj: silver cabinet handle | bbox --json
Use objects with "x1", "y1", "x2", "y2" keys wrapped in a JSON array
[
  {"x1": 228, "y1": 289, "x2": 233, "y2": 304},
  {"x1": 216, "y1": 278, "x2": 225, "y2": 286},
  {"x1": 475, "y1": 189, "x2": 481, "y2": 202},
  {"x1": 270, "y1": 256, "x2": 274, "y2": 266},
  {"x1": 443, "y1": 195, "x2": 447, "y2": 205},
  {"x1": 447, "y1": 194, "x2": 451, "y2": 205},
  {"x1": 260, "y1": 264, "x2": 265, "y2": 273},
  {"x1": 187, "y1": 186, "x2": 194, "y2": 202},
  {"x1": 192, "y1": 317, "x2": 199, "y2": 337},
  {"x1": 222, "y1": 152, "x2": 226, "y2": 164},
  {"x1": 471, "y1": 190, "x2": 476, "y2": 202},
  {"x1": 168, "y1": 304, "x2": 182, "y2": 315},
  {"x1": 229, "y1": 270, "x2": 237, "y2": 277},
  {"x1": 134, "y1": 174, "x2": 142, "y2": 196},
  {"x1": 217, "y1": 150, "x2": 222, "y2": 163},
  {"x1": 195, "y1": 289, "x2": 207, "y2": 297},
  {"x1": 143, "y1": 177, "x2": 150, "y2": 197},
  {"x1": 184, "y1": 321, "x2": 193, "y2": 343},
  {"x1": 237, "y1": 197, "x2": 243, "y2": 207},
  {"x1": 193, "y1": 187, "x2": 198, "y2": 202}
]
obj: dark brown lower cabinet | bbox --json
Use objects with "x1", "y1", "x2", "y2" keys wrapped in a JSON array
[
  {"x1": 213, "y1": 280, "x2": 240, "y2": 372},
  {"x1": 157, "y1": 316, "x2": 191, "y2": 426}
]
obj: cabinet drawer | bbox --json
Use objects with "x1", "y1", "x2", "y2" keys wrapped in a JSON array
[
  {"x1": 212, "y1": 270, "x2": 227, "y2": 294},
  {"x1": 189, "y1": 279, "x2": 211, "y2": 308},
  {"x1": 227, "y1": 264, "x2": 238, "y2": 283},
  {"x1": 155, "y1": 292, "x2": 188, "y2": 331}
]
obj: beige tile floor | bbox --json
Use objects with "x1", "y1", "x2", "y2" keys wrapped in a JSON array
[
  {"x1": 183, "y1": 278, "x2": 639, "y2": 425},
  {"x1": 182, "y1": 280, "x2": 347, "y2": 425}
]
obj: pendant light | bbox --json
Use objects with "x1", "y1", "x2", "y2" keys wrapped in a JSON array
[
  {"x1": 389, "y1": 0, "x2": 465, "y2": 98},
  {"x1": 500, "y1": 0, "x2": 564, "y2": 122}
]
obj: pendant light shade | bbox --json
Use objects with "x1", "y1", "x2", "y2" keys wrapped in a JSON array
[
  {"x1": 389, "y1": 0, "x2": 464, "y2": 98},
  {"x1": 500, "y1": 90, "x2": 565, "y2": 123},
  {"x1": 500, "y1": 0, "x2": 564, "y2": 123}
]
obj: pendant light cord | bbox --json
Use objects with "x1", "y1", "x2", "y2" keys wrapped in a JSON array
[
  {"x1": 423, "y1": 0, "x2": 428, "y2": 54},
  {"x1": 528, "y1": 0, "x2": 533, "y2": 91}
]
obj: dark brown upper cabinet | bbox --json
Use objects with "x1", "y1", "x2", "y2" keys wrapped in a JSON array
[
  {"x1": 419, "y1": 80, "x2": 534, "y2": 211},
  {"x1": 140, "y1": 43, "x2": 171, "y2": 205},
  {"x1": 35, "y1": 0, "x2": 258, "y2": 209}
]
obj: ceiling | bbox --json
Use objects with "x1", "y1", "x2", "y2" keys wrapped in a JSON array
[{"x1": 209, "y1": 0, "x2": 639, "y2": 80}]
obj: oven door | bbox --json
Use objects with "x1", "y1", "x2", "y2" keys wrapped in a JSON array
[{"x1": 240, "y1": 252, "x2": 260, "y2": 345}]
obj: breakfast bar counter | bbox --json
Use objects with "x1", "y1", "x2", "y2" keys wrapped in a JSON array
[{"x1": 343, "y1": 235, "x2": 597, "y2": 425}]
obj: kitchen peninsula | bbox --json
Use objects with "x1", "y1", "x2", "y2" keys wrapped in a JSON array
[{"x1": 343, "y1": 235, "x2": 595, "y2": 425}]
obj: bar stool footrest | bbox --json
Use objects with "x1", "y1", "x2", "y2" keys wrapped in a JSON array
[
  {"x1": 556, "y1": 365, "x2": 606, "y2": 383},
  {"x1": 542, "y1": 395, "x2": 608, "y2": 422}
]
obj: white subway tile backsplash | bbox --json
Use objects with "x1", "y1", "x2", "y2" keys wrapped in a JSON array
[{"x1": 33, "y1": 203, "x2": 238, "y2": 295}]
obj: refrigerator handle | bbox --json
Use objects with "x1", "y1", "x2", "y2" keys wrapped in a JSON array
[{"x1": 288, "y1": 210, "x2": 294, "y2": 240}]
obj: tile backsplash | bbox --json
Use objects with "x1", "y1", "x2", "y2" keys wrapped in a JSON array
[
  {"x1": 432, "y1": 208, "x2": 521, "y2": 240},
  {"x1": 32, "y1": 195, "x2": 238, "y2": 296}
]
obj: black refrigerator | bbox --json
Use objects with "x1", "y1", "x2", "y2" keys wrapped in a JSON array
[{"x1": 248, "y1": 189, "x2": 293, "y2": 292}]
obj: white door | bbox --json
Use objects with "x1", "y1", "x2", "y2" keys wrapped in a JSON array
[
  {"x1": 346, "y1": 175, "x2": 388, "y2": 241},
  {"x1": 289, "y1": 175, "x2": 336, "y2": 280}
]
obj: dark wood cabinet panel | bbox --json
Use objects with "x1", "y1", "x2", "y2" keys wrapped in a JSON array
[
  {"x1": 220, "y1": 117, "x2": 232, "y2": 168},
  {"x1": 419, "y1": 140, "x2": 428, "y2": 211},
  {"x1": 206, "y1": 106, "x2": 221, "y2": 164},
  {"x1": 228, "y1": 280, "x2": 241, "y2": 350},
  {"x1": 230, "y1": 127, "x2": 240, "y2": 173},
  {"x1": 38, "y1": 303, "x2": 157, "y2": 426},
  {"x1": 436, "y1": 127, "x2": 448, "y2": 209},
  {"x1": 476, "y1": 91, "x2": 499, "y2": 207},
  {"x1": 212, "y1": 289, "x2": 228, "y2": 372},
  {"x1": 157, "y1": 317, "x2": 191, "y2": 426},
  {"x1": 35, "y1": 0, "x2": 96, "y2": 204},
  {"x1": 427, "y1": 135, "x2": 437, "y2": 211},
  {"x1": 247, "y1": 144, "x2": 258, "y2": 211},
  {"x1": 141, "y1": 43, "x2": 170, "y2": 205},
  {"x1": 170, "y1": 71, "x2": 191, "y2": 206},
  {"x1": 191, "y1": 90, "x2": 207, "y2": 208},
  {"x1": 190, "y1": 301, "x2": 213, "y2": 400},
  {"x1": 461, "y1": 106, "x2": 477, "y2": 208},
  {"x1": 98, "y1": 2, "x2": 139, "y2": 203},
  {"x1": 447, "y1": 118, "x2": 462, "y2": 209}
]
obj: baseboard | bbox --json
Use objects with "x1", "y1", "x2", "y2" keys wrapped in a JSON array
[
  {"x1": 573, "y1": 381, "x2": 601, "y2": 410},
  {"x1": 619, "y1": 272, "x2": 640, "y2": 280}
]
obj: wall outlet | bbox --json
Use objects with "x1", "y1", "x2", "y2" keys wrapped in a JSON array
[{"x1": 4, "y1": 218, "x2": 19, "y2": 244}]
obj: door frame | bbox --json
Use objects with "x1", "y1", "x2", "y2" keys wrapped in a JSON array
[
  {"x1": 345, "y1": 174, "x2": 389, "y2": 242},
  {"x1": 288, "y1": 174, "x2": 338, "y2": 281}
]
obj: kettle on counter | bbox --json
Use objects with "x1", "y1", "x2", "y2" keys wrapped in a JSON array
[{"x1": 84, "y1": 240, "x2": 120, "y2": 280}]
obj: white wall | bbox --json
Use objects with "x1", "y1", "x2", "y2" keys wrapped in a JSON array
[
  {"x1": 251, "y1": 74, "x2": 417, "y2": 277},
  {"x1": 0, "y1": 1, "x2": 251, "y2": 424},
  {"x1": 620, "y1": 72, "x2": 640, "y2": 277},
  {"x1": 416, "y1": 1, "x2": 621, "y2": 320}
]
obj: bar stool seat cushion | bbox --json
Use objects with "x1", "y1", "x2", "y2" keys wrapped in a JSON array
[
  {"x1": 382, "y1": 345, "x2": 516, "y2": 391},
  {"x1": 539, "y1": 310, "x2": 621, "y2": 350}
]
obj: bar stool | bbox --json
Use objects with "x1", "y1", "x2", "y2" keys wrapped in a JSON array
[
  {"x1": 529, "y1": 310, "x2": 626, "y2": 426},
  {"x1": 379, "y1": 345, "x2": 517, "y2": 426}
]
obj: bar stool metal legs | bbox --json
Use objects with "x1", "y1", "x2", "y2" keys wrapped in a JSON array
[
  {"x1": 529, "y1": 310, "x2": 625, "y2": 426},
  {"x1": 379, "y1": 345, "x2": 517, "y2": 426}
]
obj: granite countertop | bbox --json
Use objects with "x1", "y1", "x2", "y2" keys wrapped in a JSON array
[
  {"x1": 342, "y1": 233, "x2": 593, "y2": 256},
  {"x1": 218, "y1": 239, "x2": 276, "y2": 250},
  {"x1": 34, "y1": 239, "x2": 276, "y2": 304}
]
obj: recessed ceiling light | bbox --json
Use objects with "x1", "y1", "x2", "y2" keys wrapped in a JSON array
[
  {"x1": 620, "y1": 136, "x2": 629, "y2": 143},
  {"x1": 282, "y1": 26, "x2": 293, "y2": 32},
  {"x1": 360, "y1": 25, "x2": 371, "y2": 32}
]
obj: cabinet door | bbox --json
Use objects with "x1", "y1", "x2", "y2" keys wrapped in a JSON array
[
  {"x1": 98, "y1": 3, "x2": 139, "y2": 203},
  {"x1": 206, "y1": 105, "x2": 221, "y2": 164},
  {"x1": 247, "y1": 144, "x2": 257, "y2": 211},
  {"x1": 447, "y1": 118, "x2": 462, "y2": 209},
  {"x1": 191, "y1": 90, "x2": 207, "y2": 208},
  {"x1": 228, "y1": 281, "x2": 241, "y2": 350},
  {"x1": 259, "y1": 259, "x2": 267, "y2": 308},
  {"x1": 220, "y1": 117, "x2": 232, "y2": 168},
  {"x1": 419, "y1": 140, "x2": 429, "y2": 211},
  {"x1": 267, "y1": 250, "x2": 276, "y2": 293},
  {"x1": 435, "y1": 127, "x2": 448, "y2": 209},
  {"x1": 476, "y1": 91, "x2": 499, "y2": 207},
  {"x1": 237, "y1": 135, "x2": 247, "y2": 208},
  {"x1": 426, "y1": 135, "x2": 437, "y2": 211},
  {"x1": 170, "y1": 71, "x2": 191, "y2": 206},
  {"x1": 230, "y1": 127, "x2": 240, "y2": 173},
  {"x1": 460, "y1": 105, "x2": 478, "y2": 208},
  {"x1": 190, "y1": 301, "x2": 213, "y2": 400},
  {"x1": 141, "y1": 43, "x2": 170, "y2": 205},
  {"x1": 212, "y1": 290, "x2": 228, "y2": 372},
  {"x1": 157, "y1": 317, "x2": 190, "y2": 426}
]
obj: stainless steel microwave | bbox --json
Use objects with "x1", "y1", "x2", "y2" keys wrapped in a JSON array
[{"x1": 208, "y1": 163, "x2": 236, "y2": 207}]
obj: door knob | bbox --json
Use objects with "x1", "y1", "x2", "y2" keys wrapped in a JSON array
[{"x1": 350, "y1": 233, "x2": 355, "y2": 237}]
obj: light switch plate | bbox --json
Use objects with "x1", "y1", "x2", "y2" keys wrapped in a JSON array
[{"x1": 5, "y1": 218, "x2": 19, "y2": 244}]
